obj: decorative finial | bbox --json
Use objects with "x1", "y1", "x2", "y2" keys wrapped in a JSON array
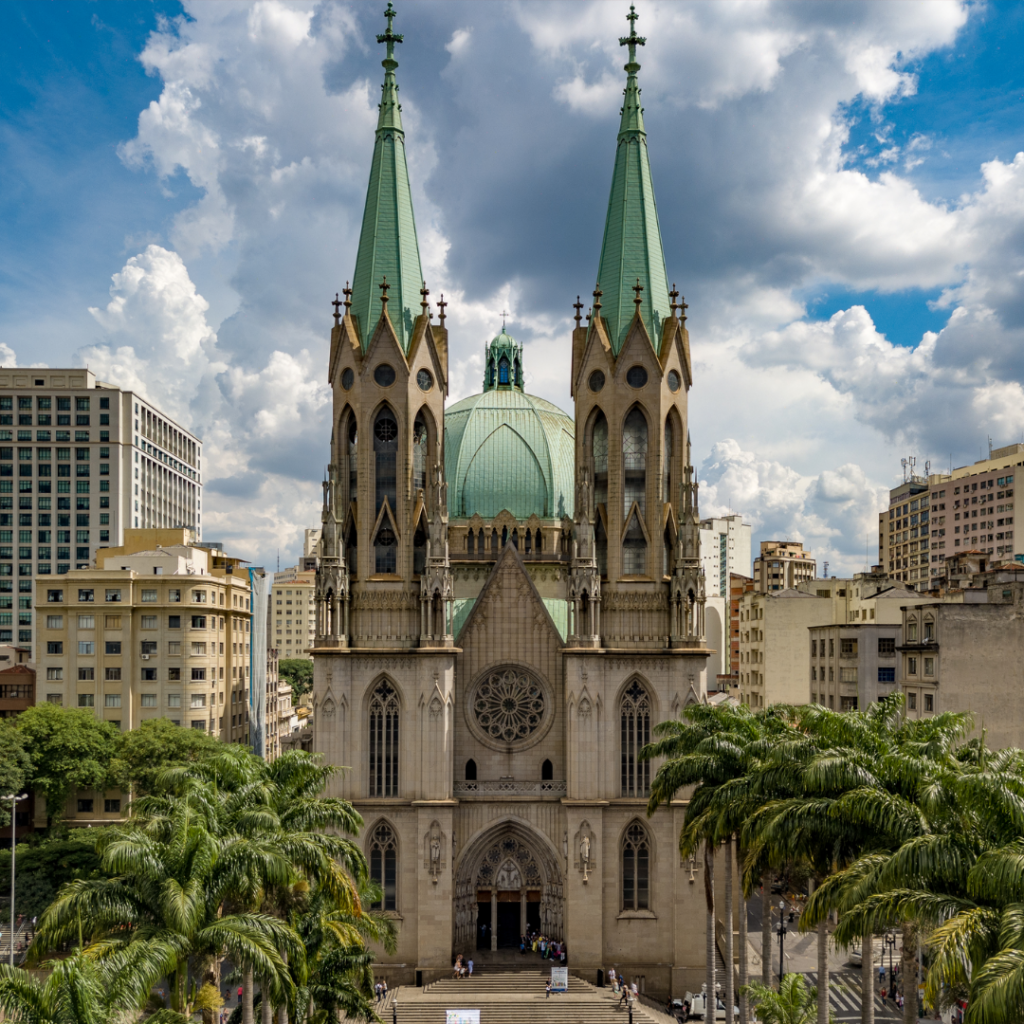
[
  {"x1": 437, "y1": 293, "x2": 447, "y2": 325},
  {"x1": 376, "y1": 2, "x2": 403, "y2": 66},
  {"x1": 420, "y1": 280, "x2": 430, "y2": 316},
  {"x1": 679, "y1": 294, "x2": 689, "y2": 323},
  {"x1": 669, "y1": 284, "x2": 679, "y2": 317},
  {"x1": 379, "y1": 276, "x2": 390, "y2": 308},
  {"x1": 342, "y1": 281, "x2": 352, "y2": 312},
  {"x1": 573, "y1": 296, "x2": 583, "y2": 328},
  {"x1": 592, "y1": 283, "x2": 602, "y2": 316},
  {"x1": 619, "y1": 3, "x2": 646, "y2": 67},
  {"x1": 633, "y1": 277, "x2": 644, "y2": 313},
  {"x1": 332, "y1": 292, "x2": 342, "y2": 327}
]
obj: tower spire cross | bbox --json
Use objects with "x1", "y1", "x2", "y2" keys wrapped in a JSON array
[
  {"x1": 332, "y1": 292, "x2": 342, "y2": 326},
  {"x1": 379, "y1": 276, "x2": 390, "y2": 308},
  {"x1": 619, "y1": 4, "x2": 646, "y2": 66},
  {"x1": 376, "y1": 1, "x2": 404, "y2": 65},
  {"x1": 499, "y1": 309, "x2": 510, "y2": 329}
]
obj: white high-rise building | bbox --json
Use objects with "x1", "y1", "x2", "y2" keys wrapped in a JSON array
[
  {"x1": 0, "y1": 368, "x2": 202, "y2": 655},
  {"x1": 700, "y1": 514, "x2": 752, "y2": 597}
]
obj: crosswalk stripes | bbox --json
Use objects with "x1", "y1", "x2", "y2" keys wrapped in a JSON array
[{"x1": 803, "y1": 970, "x2": 901, "y2": 1022}]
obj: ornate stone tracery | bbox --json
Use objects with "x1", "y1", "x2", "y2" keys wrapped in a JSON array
[{"x1": 472, "y1": 668, "x2": 545, "y2": 745}]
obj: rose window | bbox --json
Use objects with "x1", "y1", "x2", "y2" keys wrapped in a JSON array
[{"x1": 473, "y1": 668, "x2": 545, "y2": 744}]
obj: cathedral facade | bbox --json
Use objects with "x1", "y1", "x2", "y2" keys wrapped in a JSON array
[{"x1": 312, "y1": 4, "x2": 712, "y2": 997}]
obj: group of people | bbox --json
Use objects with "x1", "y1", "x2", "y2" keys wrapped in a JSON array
[
  {"x1": 373, "y1": 979, "x2": 390, "y2": 1002},
  {"x1": 519, "y1": 929, "x2": 566, "y2": 963},
  {"x1": 452, "y1": 954, "x2": 475, "y2": 978},
  {"x1": 879, "y1": 961, "x2": 904, "y2": 1007},
  {"x1": 608, "y1": 970, "x2": 639, "y2": 1008}
]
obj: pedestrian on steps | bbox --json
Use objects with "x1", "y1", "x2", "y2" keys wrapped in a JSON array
[
  {"x1": 468, "y1": 958, "x2": 474, "y2": 977},
  {"x1": 546, "y1": 981, "x2": 551, "y2": 999}
]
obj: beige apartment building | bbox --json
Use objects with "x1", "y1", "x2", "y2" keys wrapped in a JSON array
[
  {"x1": 898, "y1": 568, "x2": 1024, "y2": 747},
  {"x1": 270, "y1": 572, "x2": 315, "y2": 660},
  {"x1": 739, "y1": 571, "x2": 921, "y2": 708},
  {"x1": 878, "y1": 473, "x2": 931, "y2": 589},
  {"x1": 752, "y1": 540, "x2": 816, "y2": 593},
  {"x1": 35, "y1": 528, "x2": 252, "y2": 824}
]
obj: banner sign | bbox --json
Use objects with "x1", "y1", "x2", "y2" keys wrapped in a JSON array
[
  {"x1": 446, "y1": 1012, "x2": 480, "y2": 1024},
  {"x1": 550, "y1": 967, "x2": 569, "y2": 992}
]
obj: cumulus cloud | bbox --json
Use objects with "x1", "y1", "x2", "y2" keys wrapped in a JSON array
[{"x1": 27, "y1": 0, "x2": 1024, "y2": 576}]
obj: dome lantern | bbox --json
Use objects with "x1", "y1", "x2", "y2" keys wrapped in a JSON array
[{"x1": 483, "y1": 327, "x2": 523, "y2": 392}]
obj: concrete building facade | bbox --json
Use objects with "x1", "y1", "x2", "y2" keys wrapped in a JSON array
[
  {"x1": 270, "y1": 572, "x2": 315, "y2": 661},
  {"x1": 0, "y1": 369, "x2": 202, "y2": 656},
  {"x1": 752, "y1": 540, "x2": 816, "y2": 593},
  {"x1": 34, "y1": 528, "x2": 251, "y2": 823},
  {"x1": 878, "y1": 474, "x2": 930, "y2": 589},
  {"x1": 699, "y1": 514, "x2": 751, "y2": 598}
]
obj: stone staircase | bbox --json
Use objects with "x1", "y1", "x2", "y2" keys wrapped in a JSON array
[{"x1": 384, "y1": 971, "x2": 675, "y2": 1024}]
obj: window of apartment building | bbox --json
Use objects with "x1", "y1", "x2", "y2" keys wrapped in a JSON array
[
  {"x1": 141, "y1": 668, "x2": 157, "y2": 681},
  {"x1": 46, "y1": 641, "x2": 63, "y2": 655},
  {"x1": 78, "y1": 589, "x2": 94, "y2": 602},
  {"x1": 191, "y1": 668, "x2": 206, "y2": 681},
  {"x1": 47, "y1": 588, "x2": 63, "y2": 602},
  {"x1": 908, "y1": 692, "x2": 918, "y2": 710},
  {"x1": 104, "y1": 694, "x2": 121, "y2": 708},
  {"x1": 45, "y1": 667, "x2": 62, "y2": 681},
  {"x1": 168, "y1": 589, "x2": 181, "y2": 603},
  {"x1": 828, "y1": 668, "x2": 834, "y2": 682},
  {"x1": 908, "y1": 657, "x2": 918, "y2": 675},
  {"x1": 104, "y1": 799, "x2": 121, "y2": 813},
  {"x1": 828, "y1": 639, "x2": 834, "y2": 656},
  {"x1": 840, "y1": 639, "x2": 857, "y2": 656},
  {"x1": 168, "y1": 694, "x2": 181, "y2": 708},
  {"x1": 105, "y1": 668, "x2": 121, "y2": 681},
  {"x1": 77, "y1": 799, "x2": 94, "y2": 813},
  {"x1": 907, "y1": 621, "x2": 918, "y2": 641},
  {"x1": 78, "y1": 641, "x2": 94, "y2": 655},
  {"x1": 168, "y1": 667, "x2": 181, "y2": 681},
  {"x1": 105, "y1": 615, "x2": 121, "y2": 629},
  {"x1": 841, "y1": 696, "x2": 858, "y2": 711},
  {"x1": 141, "y1": 694, "x2": 157, "y2": 707},
  {"x1": 104, "y1": 640, "x2": 121, "y2": 655},
  {"x1": 141, "y1": 615, "x2": 157, "y2": 629},
  {"x1": 168, "y1": 615, "x2": 181, "y2": 629},
  {"x1": 45, "y1": 614, "x2": 62, "y2": 629},
  {"x1": 191, "y1": 615, "x2": 206, "y2": 629},
  {"x1": 878, "y1": 637, "x2": 895, "y2": 656},
  {"x1": 923, "y1": 620, "x2": 934, "y2": 641},
  {"x1": 46, "y1": 693, "x2": 62, "y2": 704},
  {"x1": 811, "y1": 639, "x2": 817, "y2": 657},
  {"x1": 878, "y1": 668, "x2": 896, "y2": 683},
  {"x1": 141, "y1": 589, "x2": 158, "y2": 603},
  {"x1": 140, "y1": 641, "x2": 157, "y2": 655},
  {"x1": 191, "y1": 694, "x2": 206, "y2": 709},
  {"x1": 77, "y1": 614, "x2": 94, "y2": 629},
  {"x1": 192, "y1": 590, "x2": 207, "y2": 603},
  {"x1": 78, "y1": 694, "x2": 94, "y2": 707},
  {"x1": 924, "y1": 657, "x2": 935, "y2": 676},
  {"x1": 811, "y1": 666, "x2": 817, "y2": 681},
  {"x1": 191, "y1": 642, "x2": 206, "y2": 655},
  {"x1": 924, "y1": 694, "x2": 934, "y2": 712}
]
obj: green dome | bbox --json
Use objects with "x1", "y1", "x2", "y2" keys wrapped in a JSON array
[{"x1": 444, "y1": 388, "x2": 575, "y2": 521}]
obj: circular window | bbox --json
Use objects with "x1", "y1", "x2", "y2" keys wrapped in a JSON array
[
  {"x1": 589, "y1": 370, "x2": 605, "y2": 392},
  {"x1": 374, "y1": 363, "x2": 396, "y2": 387},
  {"x1": 341, "y1": 368, "x2": 354, "y2": 390},
  {"x1": 470, "y1": 667, "x2": 549, "y2": 748},
  {"x1": 417, "y1": 368, "x2": 433, "y2": 392},
  {"x1": 667, "y1": 370, "x2": 681, "y2": 393},
  {"x1": 374, "y1": 414, "x2": 398, "y2": 444},
  {"x1": 626, "y1": 365, "x2": 648, "y2": 388}
]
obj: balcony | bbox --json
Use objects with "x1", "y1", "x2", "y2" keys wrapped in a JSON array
[{"x1": 454, "y1": 779, "x2": 566, "y2": 797}]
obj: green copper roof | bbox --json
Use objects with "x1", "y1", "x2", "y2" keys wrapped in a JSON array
[
  {"x1": 483, "y1": 327, "x2": 524, "y2": 391},
  {"x1": 349, "y1": 3, "x2": 423, "y2": 353},
  {"x1": 444, "y1": 387, "x2": 575, "y2": 521},
  {"x1": 594, "y1": 5, "x2": 671, "y2": 354}
]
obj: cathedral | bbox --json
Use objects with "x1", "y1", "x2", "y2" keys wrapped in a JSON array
[{"x1": 312, "y1": 3, "x2": 713, "y2": 997}]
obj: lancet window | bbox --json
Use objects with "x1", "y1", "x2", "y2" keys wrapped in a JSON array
[
  {"x1": 622, "y1": 408, "x2": 647, "y2": 516},
  {"x1": 621, "y1": 821, "x2": 650, "y2": 911},
  {"x1": 620, "y1": 680, "x2": 651, "y2": 797},
  {"x1": 369, "y1": 821, "x2": 397, "y2": 911},
  {"x1": 592, "y1": 412, "x2": 608, "y2": 508},
  {"x1": 413, "y1": 413, "x2": 428, "y2": 494},
  {"x1": 663, "y1": 417, "x2": 673, "y2": 504},
  {"x1": 374, "y1": 408, "x2": 398, "y2": 513},
  {"x1": 369, "y1": 681, "x2": 400, "y2": 797},
  {"x1": 347, "y1": 417, "x2": 358, "y2": 506}
]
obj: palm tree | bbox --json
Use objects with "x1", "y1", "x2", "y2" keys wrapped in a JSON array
[{"x1": 742, "y1": 973, "x2": 826, "y2": 1024}]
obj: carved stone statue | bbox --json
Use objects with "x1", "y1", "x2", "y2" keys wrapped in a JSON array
[{"x1": 430, "y1": 835, "x2": 441, "y2": 875}]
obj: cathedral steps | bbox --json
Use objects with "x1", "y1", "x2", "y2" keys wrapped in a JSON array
[{"x1": 386, "y1": 970, "x2": 674, "y2": 1024}]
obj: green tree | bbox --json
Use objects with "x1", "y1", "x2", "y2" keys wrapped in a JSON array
[
  {"x1": 741, "y1": 974, "x2": 829, "y2": 1024},
  {"x1": 14, "y1": 703, "x2": 118, "y2": 824},
  {"x1": 278, "y1": 659, "x2": 313, "y2": 702},
  {"x1": 0, "y1": 720, "x2": 31, "y2": 826},
  {"x1": 107, "y1": 717, "x2": 223, "y2": 795},
  {"x1": 0, "y1": 828, "x2": 107, "y2": 919}
]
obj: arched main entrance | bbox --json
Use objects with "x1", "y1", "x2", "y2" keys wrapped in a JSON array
[{"x1": 453, "y1": 820, "x2": 563, "y2": 952}]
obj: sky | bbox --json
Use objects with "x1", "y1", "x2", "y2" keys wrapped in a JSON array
[{"x1": 3, "y1": 0, "x2": 1024, "y2": 577}]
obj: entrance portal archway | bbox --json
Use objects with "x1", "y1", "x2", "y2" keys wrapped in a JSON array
[{"x1": 453, "y1": 820, "x2": 563, "y2": 953}]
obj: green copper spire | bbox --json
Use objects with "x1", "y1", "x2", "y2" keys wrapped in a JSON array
[
  {"x1": 594, "y1": 5, "x2": 671, "y2": 354},
  {"x1": 349, "y1": 2, "x2": 424, "y2": 352}
]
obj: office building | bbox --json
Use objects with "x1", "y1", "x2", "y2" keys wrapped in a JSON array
[
  {"x1": 699, "y1": 515, "x2": 751, "y2": 597},
  {"x1": 0, "y1": 369, "x2": 202, "y2": 655},
  {"x1": 270, "y1": 571, "x2": 315, "y2": 660},
  {"x1": 752, "y1": 540, "x2": 816, "y2": 592}
]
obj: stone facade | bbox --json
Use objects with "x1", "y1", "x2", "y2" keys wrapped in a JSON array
[{"x1": 307, "y1": 3, "x2": 719, "y2": 1000}]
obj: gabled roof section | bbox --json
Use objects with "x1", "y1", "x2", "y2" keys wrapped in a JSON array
[
  {"x1": 349, "y1": 2, "x2": 423, "y2": 355},
  {"x1": 594, "y1": 5, "x2": 671, "y2": 356}
]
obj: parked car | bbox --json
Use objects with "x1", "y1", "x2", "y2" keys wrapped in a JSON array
[{"x1": 686, "y1": 985, "x2": 739, "y2": 1021}]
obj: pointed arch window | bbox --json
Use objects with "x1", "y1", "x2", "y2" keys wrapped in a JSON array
[
  {"x1": 498, "y1": 357, "x2": 510, "y2": 386},
  {"x1": 622, "y1": 408, "x2": 648, "y2": 516},
  {"x1": 413, "y1": 517, "x2": 426, "y2": 575},
  {"x1": 465, "y1": 758, "x2": 477, "y2": 781},
  {"x1": 374, "y1": 525, "x2": 397, "y2": 574},
  {"x1": 347, "y1": 417, "x2": 358, "y2": 506},
  {"x1": 369, "y1": 681, "x2": 400, "y2": 797},
  {"x1": 345, "y1": 522, "x2": 357, "y2": 579},
  {"x1": 595, "y1": 515, "x2": 608, "y2": 578},
  {"x1": 622, "y1": 510, "x2": 647, "y2": 575},
  {"x1": 369, "y1": 821, "x2": 397, "y2": 911},
  {"x1": 621, "y1": 821, "x2": 650, "y2": 910},
  {"x1": 592, "y1": 413, "x2": 608, "y2": 509},
  {"x1": 620, "y1": 680, "x2": 651, "y2": 797},
  {"x1": 374, "y1": 408, "x2": 398, "y2": 514},
  {"x1": 663, "y1": 417, "x2": 673, "y2": 504},
  {"x1": 541, "y1": 758, "x2": 553, "y2": 781},
  {"x1": 413, "y1": 413, "x2": 428, "y2": 494}
]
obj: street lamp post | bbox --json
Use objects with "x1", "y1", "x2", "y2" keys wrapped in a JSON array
[
  {"x1": 5, "y1": 793, "x2": 27, "y2": 967},
  {"x1": 776, "y1": 900, "x2": 787, "y2": 984},
  {"x1": 885, "y1": 930, "x2": 897, "y2": 998}
]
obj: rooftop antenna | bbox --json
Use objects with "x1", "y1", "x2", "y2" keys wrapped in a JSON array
[
  {"x1": 901, "y1": 457, "x2": 908, "y2": 483},
  {"x1": 988, "y1": 435, "x2": 994, "y2": 458},
  {"x1": 277, "y1": 548, "x2": 280, "y2": 572},
  {"x1": 823, "y1": 560, "x2": 829, "y2": 578},
  {"x1": 924, "y1": 460, "x2": 931, "y2": 478}
]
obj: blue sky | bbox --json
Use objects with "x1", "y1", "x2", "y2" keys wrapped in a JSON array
[{"x1": 2, "y1": 1, "x2": 1024, "y2": 574}]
